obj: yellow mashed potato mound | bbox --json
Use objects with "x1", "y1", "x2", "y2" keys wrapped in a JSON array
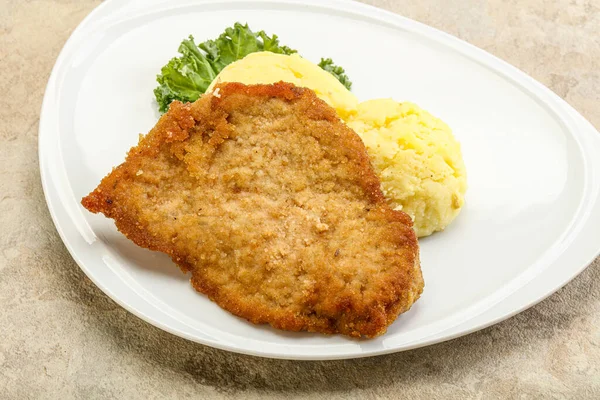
[
  {"x1": 208, "y1": 52, "x2": 358, "y2": 118},
  {"x1": 210, "y1": 53, "x2": 467, "y2": 237},
  {"x1": 346, "y1": 99, "x2": 467, "y2": 237}
]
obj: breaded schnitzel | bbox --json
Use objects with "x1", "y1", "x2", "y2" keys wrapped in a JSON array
[{"x1": 82, "y1": 82, "x2": 423, "y2": 338}]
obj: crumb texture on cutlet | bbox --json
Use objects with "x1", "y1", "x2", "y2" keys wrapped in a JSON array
[{"x1": 82, "y1": 82, "x2": 423, "y2": 338}]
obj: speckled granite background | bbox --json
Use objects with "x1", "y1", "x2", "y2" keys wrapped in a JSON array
[{"x1": 1, "y1": 0, "x2": 599, "y2": 398}]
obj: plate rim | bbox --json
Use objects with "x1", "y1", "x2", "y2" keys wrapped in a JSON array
[{"x1": 39, "y1": 0, "x2": 600, "y2": 360}]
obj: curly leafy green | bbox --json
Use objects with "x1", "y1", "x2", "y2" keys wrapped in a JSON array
[
  {"x1": 154, "y1": 36, "x2": 218, "y2": 111},
  {"x1": 154, "y1": 23, "x2": 351, "y2": 112},
  {"x1": 318, "y1": 58, "x2": 352, "y2": 91}
]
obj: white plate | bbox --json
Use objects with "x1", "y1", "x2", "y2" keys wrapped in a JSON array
[{"x1": 39, "y1": 0, "x2": 600, "y2": 360}]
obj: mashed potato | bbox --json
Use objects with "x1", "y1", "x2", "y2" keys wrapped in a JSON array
[
  {"x1": 346, "y1": 99, "x2": 467, "y2": 237},
  {"x1": 208, "y1": 52, "x2": 358, "y2": 118},
  {"x1": 209, "y1": 53, "x2": 467, "y2": 237}
]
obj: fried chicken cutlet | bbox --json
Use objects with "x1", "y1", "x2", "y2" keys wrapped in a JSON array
[{"x1": 82, "y1": 82, "x2": 423, "y2": 338}]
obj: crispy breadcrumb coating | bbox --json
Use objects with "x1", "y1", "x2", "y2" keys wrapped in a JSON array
[{"x1": 82, "y1": 82, "x2": 423, "y2": 338}]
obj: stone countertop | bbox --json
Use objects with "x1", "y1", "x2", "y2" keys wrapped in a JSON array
[{"x1": 1, "y1": 0, "x2": 599, "y2": 398}]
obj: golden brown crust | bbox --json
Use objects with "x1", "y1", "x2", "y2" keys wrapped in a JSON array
[{"x1": 82, "y1": 82, "x2": 423, "y2": 338}]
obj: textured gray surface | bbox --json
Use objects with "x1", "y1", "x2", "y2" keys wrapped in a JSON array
[{"x1": 1, "y1": 0, "x2": 599, "y2": 398}]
